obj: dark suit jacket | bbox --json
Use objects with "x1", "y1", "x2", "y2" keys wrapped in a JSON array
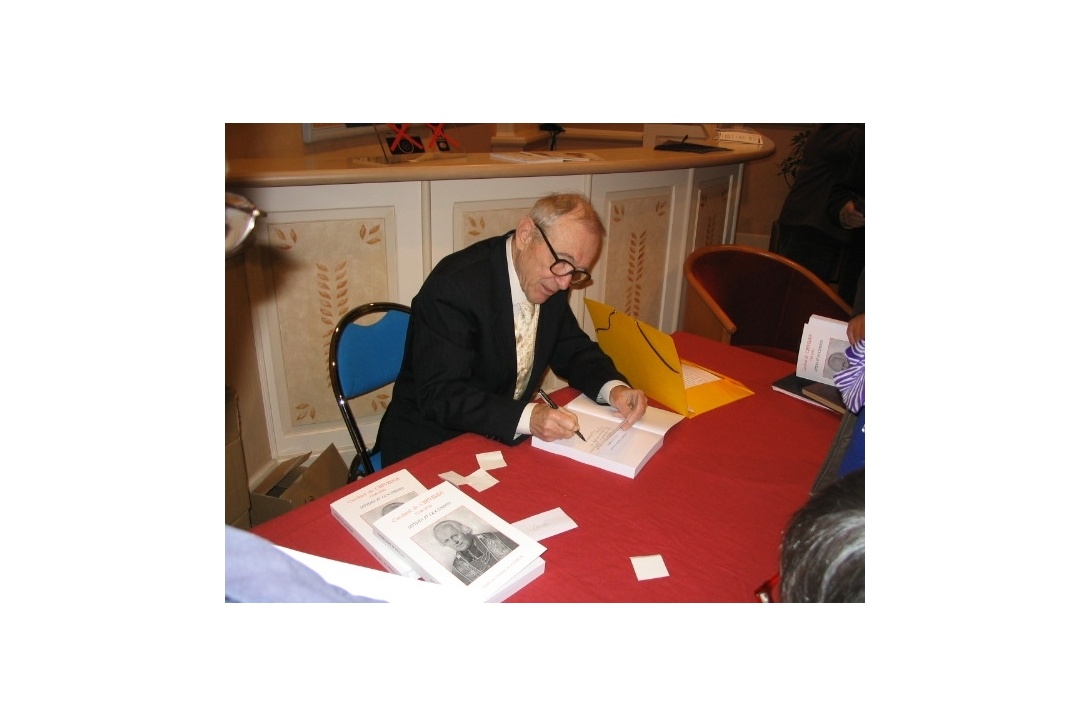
[{"x1": 376, "y1": 232, "x2": 626, "y2": 466}]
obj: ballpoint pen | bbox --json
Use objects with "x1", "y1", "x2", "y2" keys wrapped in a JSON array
[{"x1": 537, "y1": 388, "x2": 586, "y2": 442}]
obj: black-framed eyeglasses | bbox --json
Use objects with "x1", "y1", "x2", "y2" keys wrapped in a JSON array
[{"x1": 534, "y1": 221, "x2": 592, "y2": 288}]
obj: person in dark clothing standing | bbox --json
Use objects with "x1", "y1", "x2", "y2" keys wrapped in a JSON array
[{"x1": 774, "y1": 124, "x2": 865, "y2": 306}]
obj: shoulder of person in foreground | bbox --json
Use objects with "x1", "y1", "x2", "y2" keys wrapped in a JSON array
[{"x1": 225, "y1": 526, "x2": 383, "y2": 603}]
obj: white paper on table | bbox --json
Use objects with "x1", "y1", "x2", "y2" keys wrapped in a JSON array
[
  {"x1": 440, "y1": 468, "x2": 498, "y2": 491},
  {"x1": 439, "y1": 470, "x2": 470, "y2": 486},
  {"x1": 631, "y1": 554, "x2": 670, "y2": 581},
  {"x1": 463, "y1": 468, "x2": 499, "y2": 491},
  {"x1": 512, "y1": 507, "x2": 578, "y2": 541},
  {"x1": 477, "y1": 451, "x2": 507, "y2": 470}
]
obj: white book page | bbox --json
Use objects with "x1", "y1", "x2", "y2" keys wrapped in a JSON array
[
  {"x1": 564, "y1": 394, "x2": 684, "y2": 437},
  {"x1": 681, "y1": 361, "x2": 721, "y2": 388}
]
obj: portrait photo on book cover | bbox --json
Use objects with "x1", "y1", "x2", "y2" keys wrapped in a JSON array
[
  {"x1": 821, "y1": 337, "x2": 851, "y2": 379},
  {"x1": 361, "y1": 492, "x2": 421, "y2": 527},
  {"x1": 414, "y1": 506, "x2": 520, "y2": 585}
]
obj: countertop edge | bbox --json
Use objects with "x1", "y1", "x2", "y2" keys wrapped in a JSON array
[{"x1": 225, "y1": 144, "x2": 777, "y2": 188}]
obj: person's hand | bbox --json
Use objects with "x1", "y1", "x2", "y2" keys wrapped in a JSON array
[
  {"x1": 847, "y1": 313, "x2": 865, "y2": 346},
  {"x1": 529, "y1": 403, "x2": 583, "y2": 441},
  {"x1": 839, "y1": 199, "x2": 865, "y2": 229},
  {"x1": 608, "y1": 385, "x2": 648, "y2": 430}
]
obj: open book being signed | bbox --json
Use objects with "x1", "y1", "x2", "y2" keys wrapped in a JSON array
[{"x1": 531, "y1": 394, "x2": 685, "y2": 478}]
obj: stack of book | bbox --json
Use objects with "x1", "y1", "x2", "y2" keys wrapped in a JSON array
[
  {"x1": 330, "y1": 471, "x2": 546, "y2": 602},
  {"x1": 772, "y1": 314, "x2": 850, "y2": 414}
]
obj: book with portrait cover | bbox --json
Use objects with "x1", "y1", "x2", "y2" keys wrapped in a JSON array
[
  {"x1": 531, "y1": 394, "x2": 685, "y2": 478},
  {"x1": 797, "y1": 314, "x2": 851, "y2": 385},
  {"x1": 329, "y1": 468, "x2": 431, "y2": 578},
  {"x1": 372, "y1": 482, "x2": 546, "y2": 602}
]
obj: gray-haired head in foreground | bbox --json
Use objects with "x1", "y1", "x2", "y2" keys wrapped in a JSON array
[{"x1": 780, "y1": 468, "x2": 865, "y2": 603}]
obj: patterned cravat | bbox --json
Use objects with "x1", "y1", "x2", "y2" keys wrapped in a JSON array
[{"x1": 513, "y1": 300, "x2": 539, "y2": 399}]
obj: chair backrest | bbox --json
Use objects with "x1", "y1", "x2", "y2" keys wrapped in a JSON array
[
  {"x1": 684, "y1": 245, "x2": 852, "y2": 362},
  {"x1": 329, "y1": 302, "x2": 411, "y2": 479}
]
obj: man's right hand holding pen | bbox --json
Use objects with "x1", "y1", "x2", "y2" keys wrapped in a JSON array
[
  {"x1": 531, "y1": 392, "x2": 584, "y2": 444},
  {"x1": 530, "y1": 385, "x2": 648, "y2": 442},
  {"x1": 531, "y1": 389, "x2": 585, "y2": 442}
]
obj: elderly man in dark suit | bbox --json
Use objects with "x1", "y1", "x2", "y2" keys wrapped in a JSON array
[{"x1": 376, "y1": 193, "x2": 647, "y2": 467}]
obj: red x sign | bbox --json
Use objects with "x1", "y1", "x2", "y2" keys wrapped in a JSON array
[
  {"x1": 424, "y1": 123, "x2": 458, "y2": 150},
  {"x1": 385, "y1": 124, "x2": 424, "y2": 152}
]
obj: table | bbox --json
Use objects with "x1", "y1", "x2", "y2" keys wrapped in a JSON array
[{"x1": 250, "y1": 332, "x2": 841, "y2": 602}]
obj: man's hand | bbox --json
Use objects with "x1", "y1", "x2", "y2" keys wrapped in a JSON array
[
  {"x1": 608, "y1": 385, "x2": 648, "y2": 430},
  {"x1": 529, "y1": 403, "x2": 582, "y2": 441},
  {"x1": 847, "y1": 313, "x2": 865, "y2": 347},
  {"x1": 839, "y1": 199, "x2": 865, "y2": 229}
]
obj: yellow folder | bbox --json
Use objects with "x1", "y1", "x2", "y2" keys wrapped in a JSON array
[{"x1": 585, "y1": 298, "x2": 753, "y2": 418}]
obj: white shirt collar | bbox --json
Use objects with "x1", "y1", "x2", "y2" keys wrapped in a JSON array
[{"x1": 506, "y1": 232, "x2": 529, "y2": 308}]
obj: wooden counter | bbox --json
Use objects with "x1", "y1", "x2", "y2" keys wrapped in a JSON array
[{"x1": 226, "y1": 144, "x2": 774, "y2": 187}]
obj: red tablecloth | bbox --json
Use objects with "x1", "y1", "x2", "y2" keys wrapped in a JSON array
[{"x1": 250, "y1": 332, "x2": 841, "y2": 602}]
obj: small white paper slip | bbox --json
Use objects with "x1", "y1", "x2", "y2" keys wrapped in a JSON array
[
  {"x1": 439, "y1": 470, "x2": 471, "y2": 486},
  {"x1": 512, "y1": 507, "x2": 578, "y2": 541},
  {"x1": 631, "y1": 554, "x2": 670, "y2": 581},
  {"x1": 464, "y1": 468, "x2": 500, "y2": 492},
  {"x1": 441, "y1": 466, "x2": 500, "y2": 491},
  {"x1": 477, "y1": 451, "x2": 507, "y2": 470}
]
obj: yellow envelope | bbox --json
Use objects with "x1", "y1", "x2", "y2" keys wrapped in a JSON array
[{"x1": 585, "y1": 298, "x2": 753, "y2": 418}]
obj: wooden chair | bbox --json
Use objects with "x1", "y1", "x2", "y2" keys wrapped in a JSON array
[{"x1": 683, "y1": 244, "x2": 852, "y2": 363}]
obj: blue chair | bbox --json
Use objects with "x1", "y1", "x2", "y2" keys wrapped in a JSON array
[{"x1": 329, "y1": 302, "x2": 411, "y2": 482}]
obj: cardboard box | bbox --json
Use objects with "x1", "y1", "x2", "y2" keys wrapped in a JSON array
[
  {"x1": 225, "y1": 388, "x2": 251, "y2": 528},
  {"x1": 249, "y1": 443, "x2": 349, "y2": 527}
]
